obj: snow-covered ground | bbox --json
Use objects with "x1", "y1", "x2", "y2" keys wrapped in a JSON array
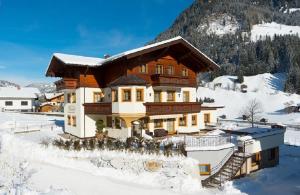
[
  {"x1": 250, "y1": 22, "x2": 300, "y2": 42},
  {"x1": 201, "y1": 73, "x2": 300, "y2": 125},
  {"x1": 0, "y1": 73, "x2": 299, "y2": 194}
]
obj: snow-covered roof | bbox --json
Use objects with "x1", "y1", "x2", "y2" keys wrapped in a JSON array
[
  {"x1": 201, "y1": 103, "x2": 224, "y2": 108},
  {"x1": 46, "y1": 36, "x2": 219, "y2": 75},
  {"x1": 44, "y1": 92, "x2": 63, "y2": 100},
  {"x1": 53, "y1": 53, "x2": 105, "y2": 66},
  {"x1": 0, "y1": 87, "x2": 40, "y2": 99}
]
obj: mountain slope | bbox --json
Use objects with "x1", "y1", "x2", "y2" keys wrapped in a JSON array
[
  {"x1": 198, "y1": 73, "x2": 300, "y2": 125},
  {"x1": 0, "y1": 80, "x2": 19, "y2": 88},
  {"x1": 26, "y1": 83, "x2": 56, "y2": 93},
  {"x1": 153, "y1": 0, "x2": 300, "y2": 94}
]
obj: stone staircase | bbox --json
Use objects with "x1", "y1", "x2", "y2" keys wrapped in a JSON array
[{"x1": 202, "y1": 152, "x2": 246, "y2": 188}]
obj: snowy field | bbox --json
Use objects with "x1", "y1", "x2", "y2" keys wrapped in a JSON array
[
  {"x1": 201, "y1": 73, "x2": 300, "y2": 125},
  {"x1": 250, "y1": 22, "x2": 300, "y2": 42},
  {"x1": 0, "y1": 75, "x2": 300, "y2": 195},
  {"x1": 0, "y1": 112, "x2": 299, "y2": 195}
]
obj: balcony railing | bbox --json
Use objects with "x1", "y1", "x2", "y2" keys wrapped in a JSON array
[
  {"x1": 144, "y1": 102, "x2": 201, "y2": 115},
  {"x1": 151, "y1": 74, "x2": 195, "y2": 87},
  {"x1": 185, "y1": 135, "x2": 231, "y2": 149},
  {"x1": 55, "y1": 78, "x2": 78, "y2": 91},
  {"x1": 83, "y1": 102, "x2": 112, "y2": 115}
]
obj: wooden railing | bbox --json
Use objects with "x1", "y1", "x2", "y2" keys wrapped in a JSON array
[
  {"x1": 151, "y1": 74, "x2": 195, "y2": 87},
  {"x1": 144, "y1": 102, "x2": 201, "y2": 115},
  {"x1": 55, "y1": 78, "x2": 78, "y2": 91},
  {"x1": 83, "y1": 103, "x2": 112, "y2": 115}
]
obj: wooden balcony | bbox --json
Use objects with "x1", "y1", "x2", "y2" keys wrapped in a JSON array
[
  {"x1": 55, "y1": 78, "x2": 78, "y2": 91},
  {"x1": 144, "y1": 102, "x2": 201, "y2": 116},
  {"x1": 83, "y1": 102, "x2": 112, "y2": 115},
  {"x1": 151, "y1": 74, "x2": 195, "y2": 87}
]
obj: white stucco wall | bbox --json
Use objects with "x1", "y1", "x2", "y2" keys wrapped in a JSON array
[
  {"x1": 241, "y1": 130, "x2": 285, "y2": 154},
  {"x1": 187, "y1": 146, "x2": 234, "y2": 180},
  {"x1": 0, "y1": 98, "x2": 35, "y2": 112}
]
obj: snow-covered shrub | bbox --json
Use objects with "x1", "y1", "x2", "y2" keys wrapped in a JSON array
[
  {"x1": 88, "y1": 139, "x2": 96, "y2": 150},
  {"x1": 82, "y1": 139, "x2": 88, "y2": 150},
  {"x1": 164, "y1": 143, "x2": 174, "y2": 157},
  {"x1": 64, "y1": 140, "x2": 72, "y2": 150},
  {"x1": 52, "y1": 139, "x2": 64, "y2": 149},
  {"x1": 95, "y1": 119, "x2": 105, "y2": 134},
  {"x1": 40, "y1": 139, "x2": 50, "y2": 147},
  {"x1": 97, "y1": 139, "x2": 104, "y2": 149},
  {"x1": 73, "y1": 140, "x2": 81, "y2": 151},
  {"x1": 203, "y1": 97, "x2": 215, "y2": 103}
]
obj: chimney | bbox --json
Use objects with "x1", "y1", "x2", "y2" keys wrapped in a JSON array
[{"x1": 104, "y1": 54, "x2": 110, "y2": 59}]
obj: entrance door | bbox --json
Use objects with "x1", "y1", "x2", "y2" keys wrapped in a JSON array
[{"x1": 166, "y1": 119, "x2": 175, "y2": 134}]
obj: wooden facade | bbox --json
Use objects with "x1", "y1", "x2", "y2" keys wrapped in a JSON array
[
  {"x1": 83, "y1": 102, "x2": 112, "y2": 115},
  {"x1": 48, "y1": 38, "x2": 219, "y2": 91},
  {"x1": 144, "y1": 102, "x2": 202, "y2": 115}
]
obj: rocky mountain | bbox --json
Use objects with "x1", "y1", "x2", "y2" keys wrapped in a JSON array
[
  {"x1": 26, "y1": 83, "x2": 56, "y2": 93},
  {"x1": 0, "y1": 80, "x2": 20, "y2": 88},
  {"x1": 153, "y1": 0, "x2": 300, "y2": 94}
]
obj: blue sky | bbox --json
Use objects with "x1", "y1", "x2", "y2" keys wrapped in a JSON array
[{"x1": 0, "y1": 0, "x2": 193, "y2": 85}]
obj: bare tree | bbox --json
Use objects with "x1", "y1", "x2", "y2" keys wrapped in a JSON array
[{"x1": 242, "y1": 99, "x2": 263, "y2": 127}]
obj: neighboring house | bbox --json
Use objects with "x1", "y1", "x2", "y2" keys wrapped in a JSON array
[
  {"x1": 39, "y1": 92, "x2": 64, "y2": 112},
  {"x1": 0, "y1": 87, "x2": 40, "y2": 112},
  {"x1": 46, "y1": 36, "x2": 223, "y2": 138}
]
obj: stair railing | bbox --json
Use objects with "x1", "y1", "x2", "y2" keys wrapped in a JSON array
[{"x1": 210, "y1": 147, "x2": 234, "y2": 175}]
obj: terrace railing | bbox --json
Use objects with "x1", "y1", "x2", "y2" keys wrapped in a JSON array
[{"x1": 184, "y1": 135, "x2": 231, "y2": 149}]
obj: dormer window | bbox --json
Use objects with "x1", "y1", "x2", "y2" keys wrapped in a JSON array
[
  {"x1": 155, "y1": 64, "x2": 163, "y2": 74},
  {"x1": 140, "y1": 64, "x2": 147, "y2": 73}
]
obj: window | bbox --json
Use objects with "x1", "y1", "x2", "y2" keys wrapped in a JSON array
[
  {"x1": 155, "y1": 64, "x2": 163, "y2": 74},
  {"x1": 71, "y1": 93, "x2": 76, "y2": 103},
  {"x1": 182, "y1": 68, "x2": 188, "y2": 77},
  {"x1": 183, "y1": 91, "x2": 190, "y2": 102},
  {"x1": 192, "y1": 115, "x2": 197, "y2": 126},
  {"x1": 122, "y1": 89, "x2": 131, "y2": 102},
  {"x1": 166, "y1": 65, "x2": 174, "y2": 75},
  {"x1": 269, "y1": 148, "x2": 276, "y2": 160},
  {"x1": 5, "y1": 101, "x2": 13, "y2": 106},
  {"x1": 68, "y1": 93, "x2": 76, "y2": 103},
  {"x1": 106, "y1": 116, "x2": 112, "y2": 128},
  {"x1": 136, "y1": 89, "x2": 144, "y2": 102},
  {"x1": 199, "y1": 164, "x2": 211, "y2": 175},
  {"x1": 179, "y1": 116, "x2": 187, "y2": 126},
  {"x1": 112, "y1": 89, "x2": 118, "y2": 102},
  {"x1": 94, "y1": 92, "x2": 103, "y2": 103},
  {"x1": 67, "y1": 93, "x2": 71, "y2": 103},
  {"x1": 21, "y1": 101, "x2": 28, "y2": 106},
  {"x1": 252, "y1": 152, "x2": 260, "y2": 167},
  {"x1": 72, "y1": 116, "x2": 76, "y2": 127},
  {"x1": 204, "y1": 113, "x2": 210, "y2": 123},
  {"x1": 140, "y1": 64, "x2": 147, "y2": 73},
  {"x1": 154, "y1": 91, "x2": 161, "y2": 102},
  {"x1": 115, "y1": 118, "x2": 121, "y2": 129},
  {"x1": 167, "y1": 91, "x2": 175, "y2": 102},
  {"x1": 154, "y1": 119, "x2": 163, "y2": 128},
  {"x1": 67, "y1": 115, "x2": 71, "y2": 125}
]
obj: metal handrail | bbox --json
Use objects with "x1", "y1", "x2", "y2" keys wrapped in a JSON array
[
  {"x1": 210, "y1": 147, "x2": 234, "y2": 175},
  {"x1": 185, "y1": 135, "x2": 231, "y2": 148}
]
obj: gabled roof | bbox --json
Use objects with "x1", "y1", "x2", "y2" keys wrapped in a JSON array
[
  {"x1": 53, "y1": 53, "x2": 105, "y2": 66},
  {"x1": 44, "y1": 92, "x2": 64, "y2": 100},
  {"x1": 0, "y1": 87, "x2": 40, "y2": 99},
  {"x1": 46, "y1": 36, "x2": 219, "y2": 76}
]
